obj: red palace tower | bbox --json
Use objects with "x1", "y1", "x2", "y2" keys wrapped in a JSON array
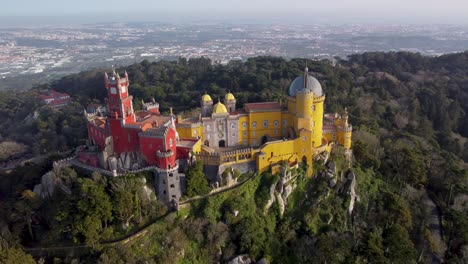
[{"x1": 81, "y1": 71, "x2": 199, "y2": 208}]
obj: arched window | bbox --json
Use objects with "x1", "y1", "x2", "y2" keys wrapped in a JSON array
[
  {"x1": 206, "y1": 124, "x2": 211, "y2": 131},
  {"x1": 252, "y1": 121, "x2": 257, "y2": 129}
]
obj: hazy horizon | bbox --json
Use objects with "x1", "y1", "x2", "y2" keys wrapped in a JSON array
[{"x1": 2, "y1": 0, "x2": 468, "y2": 27}]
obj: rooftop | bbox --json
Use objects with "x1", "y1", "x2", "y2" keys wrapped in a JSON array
[{"x1": 244, "y1": 102, "x2": 282, "y2": 112}]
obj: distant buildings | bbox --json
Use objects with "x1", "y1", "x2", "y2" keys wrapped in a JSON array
[{"x1": 38, "y1": 90, "x2": 71, "y2": 108}]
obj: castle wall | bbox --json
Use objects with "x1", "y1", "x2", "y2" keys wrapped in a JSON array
[{"x1": 245, "y1": 111, "x2": 282, "y2": 146}]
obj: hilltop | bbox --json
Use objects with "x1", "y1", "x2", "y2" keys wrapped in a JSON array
[{"x1": 0, "y1": 52, "x2": 467, "y2": 263}]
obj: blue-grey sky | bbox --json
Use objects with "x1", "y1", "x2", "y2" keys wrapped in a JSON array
[{"x1": 2, "y1": 0, "x2": 468, "y2": 25}]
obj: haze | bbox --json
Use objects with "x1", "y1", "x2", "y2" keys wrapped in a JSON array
[{"x1": 2, "y1": 0, "x2": 468, "y2": 26}]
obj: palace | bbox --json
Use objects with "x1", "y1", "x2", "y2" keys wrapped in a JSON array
[
  {"x1": 176, "y1": 66, "x2": 352, "y2": 176},
  {"x1": 80, "y1": 67, "x2": 352, "y2": 208}
]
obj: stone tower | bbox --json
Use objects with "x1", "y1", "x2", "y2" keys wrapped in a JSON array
[{"x1": 201, "y1": 93, "x2": 213, "y2": 117}]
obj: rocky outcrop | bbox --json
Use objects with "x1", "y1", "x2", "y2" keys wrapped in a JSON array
[
  {"x1": 228, "y1": 255, "x2": 269, "y2": 264},
  {"x1": 228, "y1": 255, "x2": 253, "y2": 264},
  {"x1": 33, "y1": 171, "x2": 71, "y2": 199},
  {"x1": 343, "y1": 170, "x2": 358, "y2": 215},
  {"x1": 263, "y1": 163, "x2": 298, "y2": 215},
  {"x1": 264, "y1": 183, "x2": 277, "y2": 212},
  {"x1": 323, "y1": 161, "x2": 337, "y2": 188},
  {"x1": 276, "y1": 192, "x2": 285, "y2": 216}
]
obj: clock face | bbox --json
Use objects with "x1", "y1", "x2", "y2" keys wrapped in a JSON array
[
  {"x1": 110, "y1": 87, "x2": 117, "y2": 94},
  {"x1": 121, "y1": 86, "x2": 126, "y2": 93}
]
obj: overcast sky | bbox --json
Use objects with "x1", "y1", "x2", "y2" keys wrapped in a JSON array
[{"x1": 2, "y1": 0, "x2": 468, "y2": 25}]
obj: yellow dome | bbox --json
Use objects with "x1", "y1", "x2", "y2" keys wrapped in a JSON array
[
  {"x1": 212, "y1": 102, "x2": 228, "y2": 114},
  {"x1": 225, "y1": 92, "x2": 235, "y2": 101},
  {"x1": 202, "y1": 93, "x2": 212, "y2": 102}
]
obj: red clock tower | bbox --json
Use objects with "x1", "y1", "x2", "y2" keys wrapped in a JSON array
[{"x1": 105, "y1": 71, "x2": 135, "y2": 124}]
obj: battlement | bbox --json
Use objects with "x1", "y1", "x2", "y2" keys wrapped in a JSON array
[
  {"x1": 195, "y1": 147, "x2": 255, "y2": 165},
  {"x1": 338, "y1": 125, "x2": 353, "y2": 133},
  {"x1": 157, "y1": 149, "x2": 174, "y2": 158},
  {"x1": 104, "y1": 71, "x2": 129, "y2": 88},
  {"x1": 142, "y1": 98, "x2": 160, "y2": 114}
]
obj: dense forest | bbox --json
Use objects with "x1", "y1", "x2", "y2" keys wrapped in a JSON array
[{"x1": 0, "y1": 52, "x2": 467, "y2": 263}]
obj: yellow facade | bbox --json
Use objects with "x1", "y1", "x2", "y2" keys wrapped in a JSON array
[{"x1": 177, "y1": 68, "x2": 352, "y2": 177}]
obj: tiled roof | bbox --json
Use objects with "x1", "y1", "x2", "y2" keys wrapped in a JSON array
[{"x1": 244, "y1": 102, "x2": 281, "y2": 112}]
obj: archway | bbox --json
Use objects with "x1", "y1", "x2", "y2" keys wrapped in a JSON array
[
  {"x1": 261, "y1": 135, "x2": 269, "y2": 145},
  {"x1": 302, "y1": 155, "x2": 307, "y2": 165},
  {"x1": 204, "y1": 140, "x2": 209, "y2": 147},
  {"x1": 218, "y1": 140, "x2": 226, "y2": 148}
]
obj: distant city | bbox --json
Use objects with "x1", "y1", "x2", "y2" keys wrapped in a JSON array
[{"x1": 0, "y1": 22, "x2": 467, "y2": 88}]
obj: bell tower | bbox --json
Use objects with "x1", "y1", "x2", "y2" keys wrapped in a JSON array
[{"x1": 105, "y1": 71, "x2": 135, "y2": 124}]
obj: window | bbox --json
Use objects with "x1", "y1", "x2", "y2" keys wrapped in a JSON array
[
  {"x1": 333, "y1": 134, "x2": 337, "y2": 140},
  {"x1": 252, "y1": 121, "x2": 257, "y2": 129},
  {"x1": 253, "y1": 139, "x2": 257, "y2": 145},
  {"x1": 231, "y1": 123, "x2": 235, "y2": 129},
  {"x1": 243, "y1": 139, "x2": 248, "y2": 145},
  {"x1": 232, "y1": 133, "x2": 236, "y2": 137},
  {"x1": 274, "y1": 120, "x2": 279, "y2": 127},
  {"x1": 206, "y1": 124, "x2": 211, "y2": 131},
  {"x1": 263, "y1": 120, "x2": 268, "y2": 128},
  {"x1": 275, "y1": 129, "x2": 279, "y2": 135},
  {"x1": 169, "y1": 138, "x2": 173, "y2": 147},
  {"x1": 170, "y1": 184, "x2": 175, "y2": 188},
  {"x1": 282, "y1": 119, "x2": 287, "y2": 126},
  {"x1": 193, "y1": 130, "x2": 197, "y2": 135},
  {"x1": 242, "y1": 122, "x2": 247, "y2": 128},
  {"x1": 253, "y1": 131, "x2": 256, "y2": 137},
  {"x1": 243, "y1": 131, "x2": 247, "y2": 136},
  {"x1": 169, "y1": 173, "x2": 174, "y2": 177}
]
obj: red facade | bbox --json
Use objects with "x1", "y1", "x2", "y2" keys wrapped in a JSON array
[{"x1": 84, "y1": 71, "x2": 184, "y2": 170}]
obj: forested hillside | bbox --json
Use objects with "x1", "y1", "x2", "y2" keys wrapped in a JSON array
[{"x1": 0, "y1": 52, "x2": 467, "y2": 263}]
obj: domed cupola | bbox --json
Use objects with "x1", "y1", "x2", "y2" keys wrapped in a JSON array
[
  {"x1": 201, "y1": 92, "x2": 214, "y2": 117},
  {"x1": 224, "y1": 91, "x2": 236, "y2": 112},
  {"x1": 288, "y1": 66, "x2": 323, "y2": 97},
  {"x1": 213, "y1": 101, "x2": 228, "y2": 114}
]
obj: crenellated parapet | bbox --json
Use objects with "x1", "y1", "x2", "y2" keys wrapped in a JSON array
[
  {"x1": 157, "y1": 149, "x2": 174, "y2": 158},
  {"x1": 195, "y1": 147, "x2": 255, "y2": 165}
]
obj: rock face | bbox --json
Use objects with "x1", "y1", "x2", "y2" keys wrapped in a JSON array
[
  {"x1": 264, "y1": 183, "x2": 277, "y2": 212},
  {"x1": 263, "y1": 163, "x2": 298, "y2": 215},
  {"x1": 228, "y1": 255, "x2": 253, "y2": 264},
  {"x1": 33, "y1": 171, "x2": 71, "y2": 199},
  {"x1": 323, "y1": 161, "x2": 337, "y2": 188},
  {"x1": 338, "y1": 169, "x2": 359, "y2": 215},
  {"x1": 228, "y1": 255, "x2": 269, "y2": 264}
]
